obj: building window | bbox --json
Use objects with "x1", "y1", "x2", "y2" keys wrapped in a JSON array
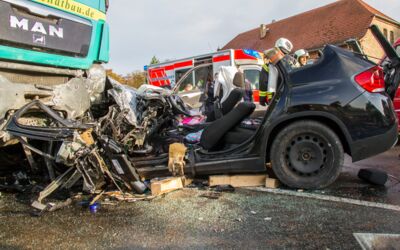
[
  {"x1": 390, "y1": 31, "x2": 394, "y2": 44},
  {"x1": 383, "y1": 28, "x2": 388, "y2": 39}
]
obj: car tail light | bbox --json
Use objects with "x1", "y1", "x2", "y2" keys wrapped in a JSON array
[{"x1": 354, "y1": 66, "x2": 385, "y2": 93}]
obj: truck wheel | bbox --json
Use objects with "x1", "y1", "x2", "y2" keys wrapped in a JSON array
[{"x1": 270, "y1": 120, "x2": 344, "y2": 189}]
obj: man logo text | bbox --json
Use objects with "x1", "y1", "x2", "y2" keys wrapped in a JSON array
[{"x1": 10, "y1": 16, "x2": 64, "y2": 39}]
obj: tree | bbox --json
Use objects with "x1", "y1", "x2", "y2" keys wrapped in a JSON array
[
  {"x1": 150, "y1": 56, "x2": 160, "y2": 65},
  {"x1": 106, "y1": 69, "x2": 146, "y2": 89},
  {"x1": 125, "y1": 71, "x2": 146, "y2": 89},
  {"x1": 106, "y1": 69, "x2": 126, "y2": 84}
]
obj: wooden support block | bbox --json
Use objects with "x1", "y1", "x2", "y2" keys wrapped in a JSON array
[
  {"x1": 265, "y1": 178, "x2": 280, "y2": 189},
  {"x1": 209, "y1": 175, "x2": 268, "y2": 187},
  {"x1": 209, "y1": 175, "x2": 231, "y2": 187},
  {"x1": 151, "y1": 177, "x2": 183, "y2": 196},
  {"x1": 182, "y1": 177, "x2": 193, "y2": 187}
]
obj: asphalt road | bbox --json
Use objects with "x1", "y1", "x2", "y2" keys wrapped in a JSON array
[
  {"x1": 0, "y1": 147, "x2": 399, "y2": 249},
  {"x1": 1, "y1": 188, "x2": 399, "y2": 249}
]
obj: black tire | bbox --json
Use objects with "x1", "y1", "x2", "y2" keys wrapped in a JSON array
[{"x1": 270, "y1": 120, "x2": 344, "y2": 189}]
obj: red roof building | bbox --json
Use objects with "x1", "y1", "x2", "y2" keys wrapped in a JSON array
[{"x1": 222, "y1": 0, "x2": 400, "y2": 61}]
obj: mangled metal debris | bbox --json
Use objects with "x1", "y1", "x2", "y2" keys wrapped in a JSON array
[{"x1": 0, "y1": 78, "x2": 198, "y2": 212}]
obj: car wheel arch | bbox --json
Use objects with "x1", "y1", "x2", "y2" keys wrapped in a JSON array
[{"x1": 263, "y1": 112, "x2": 353, "y2": 162}]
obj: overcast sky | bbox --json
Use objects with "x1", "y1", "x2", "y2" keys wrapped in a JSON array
[{"x1": 106, "y1": 0, "x2": 400, "y2": 75}]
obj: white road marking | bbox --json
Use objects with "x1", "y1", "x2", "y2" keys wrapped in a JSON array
[
  {"x1": 354, "y1": 233, "x2": 400, "y2": 250},
  {"x1": 247, "y1": 187, "x2": 400, "y2": 212}
]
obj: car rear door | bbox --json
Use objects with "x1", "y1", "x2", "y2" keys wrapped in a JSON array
[
  {"x1": 394, "y1": 43, "x2": 400, "y2": 130},
  {"x1": 370, "y1": 25, "x2": 400, "y2": 100}
]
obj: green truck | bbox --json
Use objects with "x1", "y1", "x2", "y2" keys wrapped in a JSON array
[{"x1": 0, "y1": 0, "x2": 110, "y2": 145}]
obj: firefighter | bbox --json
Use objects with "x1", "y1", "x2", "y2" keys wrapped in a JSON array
[
  {"x1": 259, "y1": 53, "x2": 270, "y2": 106},
  {"x1": 275, "y1": 38, "x2": 299, "y2": 70},
  {"x1": 294, "y1": 49, "x2": 310, "y2": 66}
]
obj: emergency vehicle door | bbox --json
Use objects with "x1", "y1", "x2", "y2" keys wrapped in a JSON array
[{"x1": 239, "y1": 65, "x2": 261, "y2": 103}]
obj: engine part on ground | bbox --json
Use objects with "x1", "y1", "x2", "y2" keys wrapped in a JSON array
[
  {"x1": 31, "y1": 167, "x2": 75, "y2": 211},
  {"x1": 47, "y1": 198, "x2": 73, "y2": 212},
  {"x1": 358, "y1": 169, "x2": 388, "y2": 186},
  {"x1": 131, "y1": 181, "x2": 147, "y2": 194},
  {"x1": 105, "y1": 191, "x2": 156, "y2": 202},
  {"x1": 109, "y1": 154, "x2": 146, "y2": 194}
]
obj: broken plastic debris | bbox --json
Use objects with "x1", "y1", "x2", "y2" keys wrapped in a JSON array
[{"x1": 89, "y1": 202, "x2": 100, "y2": 213}]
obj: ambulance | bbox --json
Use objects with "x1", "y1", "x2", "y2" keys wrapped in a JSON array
[{"x1": 146, "y1": 49, "x2": 265, "y2": 105}]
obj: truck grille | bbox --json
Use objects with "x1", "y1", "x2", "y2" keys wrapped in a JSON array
[{"x1": 0, "y1": 69, "x2": 69, "y2": 85}]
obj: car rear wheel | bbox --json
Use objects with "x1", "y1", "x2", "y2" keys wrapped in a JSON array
[{"x1": 270, "y1": 120, "x2": 344, "y2": 189}]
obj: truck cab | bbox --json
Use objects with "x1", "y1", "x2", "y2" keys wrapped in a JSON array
[
  {"x1": 0, "y1": 0, "x2": 109, "y2": 68},
  {"x1": 0, "y1": 0, "x2": 110, "y2": 146}
]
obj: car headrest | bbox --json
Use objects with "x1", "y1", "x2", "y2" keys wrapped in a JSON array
[{"x1": 232, "y1": 72, "x2": 245, "y2": 88}]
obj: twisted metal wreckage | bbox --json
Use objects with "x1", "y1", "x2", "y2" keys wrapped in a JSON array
[
  {"x1": 1, "y1": 76, "x2": 192, "y2": 212},
  {"x1": 1, "y1": 25, "x2": 399, "y2": 212}
]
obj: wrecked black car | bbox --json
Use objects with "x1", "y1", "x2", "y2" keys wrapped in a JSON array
[{"x1": 0, "y1": 26, "x2": 399, "y2": 209}]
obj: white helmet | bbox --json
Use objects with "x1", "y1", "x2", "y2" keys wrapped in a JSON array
[
  {"x1": 275, "y1": 38, "x2": 293, "y2": 54},
  {"x1": 294, "y1": 49, "x2": 310, "y2": 60}
]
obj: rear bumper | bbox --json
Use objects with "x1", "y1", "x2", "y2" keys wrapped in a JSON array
[{"x1": 351, "y1": 122, "x2": 398, "y2": 162}]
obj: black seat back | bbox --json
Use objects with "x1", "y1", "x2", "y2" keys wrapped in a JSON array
[
  {"x1": 206, "y1": 88, "x2": 244, "y2": 122},
  {"x1": 200, "y1": 102, "x2": 256, "y2": 150}
]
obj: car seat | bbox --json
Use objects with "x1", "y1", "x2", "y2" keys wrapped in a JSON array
[
  {"x1": 206, "y1": 88, "x2": 244, "y2": 122},
  {"x1": 200, "y1": 102, "x2": 256, "y2": 150},
  {"x1": 222, "y1": 127, "x2": 256, "y2": 145}
]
